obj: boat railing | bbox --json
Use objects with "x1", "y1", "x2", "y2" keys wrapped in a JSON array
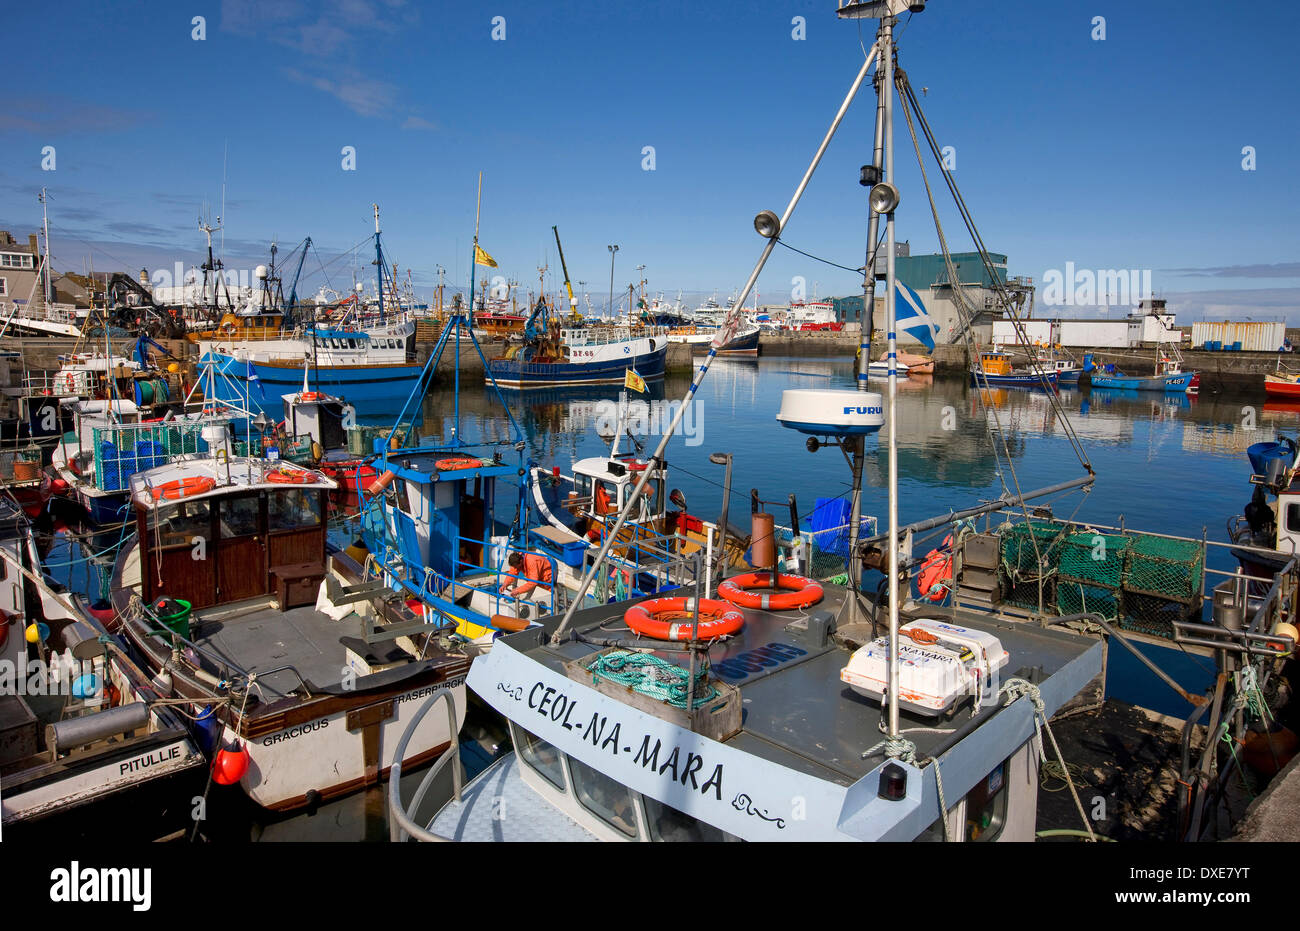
[
  {"x1": 929, "y1": 507, "x2": 1280, "y2": 643},
  {"x1": 90, "y1": 419, "x2": 229, "y2": 492},
  {"x1": 387, "y1": 689, "x2": 462, "y2": 842}
]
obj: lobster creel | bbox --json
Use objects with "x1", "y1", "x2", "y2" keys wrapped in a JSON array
[
  {"x1": 624, "y1": 597, "x2": 744, "y2": 641},
  {"x1": 716, "y1": 572, "x2": 824, "y2": 610}
]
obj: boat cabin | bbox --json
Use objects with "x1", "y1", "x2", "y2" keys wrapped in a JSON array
[
  {"x1": 975, "y1": 352, "x2": 1012, "y2": 376},
  {"x1": 130, "y1": 458, "x2": 334, "y2": 609}
]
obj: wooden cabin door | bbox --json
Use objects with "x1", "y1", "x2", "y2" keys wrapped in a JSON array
[{"x1": 216, "y1": 494, "x2": 268, "y2": 602}]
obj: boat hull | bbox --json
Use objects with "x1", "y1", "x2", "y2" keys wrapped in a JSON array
[
  {"x1": 1264, "y1": 374, "x2": 1300, "y2": 398},
  {"x1": 1088, "y1": 371, "x2": 1196, "y2": 392},
  {"x1": 488, "y1": 344, "x2": 668, "y2": 390},
  {"x1": 969, "y1": 371, "x2": 1059, "y2": 388},
  {"x1": 202, "y1": 352, "x2": 424, "y2": 418}
]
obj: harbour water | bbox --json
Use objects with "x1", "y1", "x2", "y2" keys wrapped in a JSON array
[{"x1": 40, "y1": 356, "x2": 1274, "y2": 840}]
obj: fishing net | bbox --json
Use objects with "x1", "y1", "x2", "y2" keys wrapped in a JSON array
[
  {"x1": 999, "y1": 520, "x2": 1066, "y2": 610},
  {"x1": 1056, "y1": 579, "x2": 1122, "y2": 623},
  {"x1": 993, "y1": 520, "x2": 1205, "y2": 640},
  {"x1": 588, "y1": 650, "x2": 718, "y2": 709},
  {"x1": 1058, "y1": 532, "x2": 1129, "y2": 588},
  {"x1": 1124, "y1": 533, "x2": 1202, "y2": 603}
]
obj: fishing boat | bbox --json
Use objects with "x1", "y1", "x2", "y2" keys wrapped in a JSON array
[
  {"x1": 1264, "y1": 360, "x2": 1300, "y2": 399},
  {"x1": 0, "y1": 498, "x2": 204, "y2": 833},
  {"x1": 969, "y1": 350, "x2": 1059, "y2": 389},
  {"x1": 197, "y1": 208, "x2": 423, "y2": 419},
  {"x1": 389, "y1": 1, "x2": 1113, "y2": 844},
  {"x1": 105, "y1": 454, "x2": 470, "y2": 811},
  {"x1": 1087, "y1": 349, "x2": 1197, "y2": 393},
  {"x1": 665, "y1": 322, "x2": 760, "y2": 356},
  {"x1": 488, "y1": 322, "x2": 668, "y2": 390}
]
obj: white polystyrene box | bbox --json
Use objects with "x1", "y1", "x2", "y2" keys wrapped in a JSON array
[{"x1": 840, "y1": 618, "x2": 1009, "y2": 716}]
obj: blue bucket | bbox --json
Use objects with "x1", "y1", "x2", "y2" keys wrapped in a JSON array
[{"x1": 1248, "y1": 440, "x2": 1293, "y2": 476}]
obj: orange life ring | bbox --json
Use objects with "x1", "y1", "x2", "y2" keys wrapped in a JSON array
[
  {"x1": 150, "y1": 476, "x2": 217, "y2": 500},
  {"x1": 436, "y1": 457, "x2": 480, "y2": 471},
  {"x1": 716, "y1": 572, "x2": 824, "y2": 610},
  {"x1": 624, "y1": 597, "x2": 744, "y2": 641},
  {"x1": 623, "y1": 459, "x2": 649, "y2": 472},
  {"x1": 266, "y1": 467, "x2": 311, "y2": 484},
  {"x1": 300, "y1": 391, "x2": 322, "y2": 401}
]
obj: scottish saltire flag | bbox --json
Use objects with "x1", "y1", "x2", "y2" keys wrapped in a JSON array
[
  {"x1": 245, "y1": 358, "x2": 265, "y2": 399},
  {"x1": 895, "y1": 282, "x2": 939, "y2": 351}
]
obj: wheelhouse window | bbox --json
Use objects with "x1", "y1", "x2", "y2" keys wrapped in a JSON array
[
  {"x1": 965, "y1": 759, "x2": 1009, "y2": 842},
  {"x1": 269, "y1": 488, "x2": 322, "y2": 531},
  {"x1": 644, "y1": 796, "x2": 737, "y2": 842},
  {"x1": 515, "y1": 724, "x2": 565, "y2": 789},
  {"x1": 219, "y1": 495, "x2": 261, "y2": 538},
  {"x1": 568, "y1": 755, "x2": 638, "y2": 838},
  {"x1": 148, "y1": 500, "x2": 213, "y2": 549},
  {"x1": 1286, "y1": 503, "x2": 1300, "y2": 533}
]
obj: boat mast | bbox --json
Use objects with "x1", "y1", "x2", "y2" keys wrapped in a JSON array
[
  {"x1": 839, "y1": 0, "x2": 909, "y2": 742},
  {"x1": 373, "y1": 204, "x2": 385, "y2": 322}
]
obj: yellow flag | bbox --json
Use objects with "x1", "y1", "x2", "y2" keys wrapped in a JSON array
[
  {"x1": 624, "y1": 368, "x2": 647, "y2": 393},
  {"x1": 474, "y1": 245, "x2": 497, "y2": 268}
]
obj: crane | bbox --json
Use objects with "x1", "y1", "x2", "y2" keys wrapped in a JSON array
[{"x1": 552, "y1": 225, "x2": 581, "y2": 323}]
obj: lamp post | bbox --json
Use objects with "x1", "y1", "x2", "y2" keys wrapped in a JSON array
[{"x1": 607, "y1": 245, "x2": 619, "y2": 319}]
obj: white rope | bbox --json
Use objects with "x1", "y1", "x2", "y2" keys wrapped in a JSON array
[{"x1": 999, "y1": 676, "x2": 1096, "y2": 841}]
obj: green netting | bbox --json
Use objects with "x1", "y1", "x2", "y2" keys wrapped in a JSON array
[
  {"x1": 588, "y1": 650, "x2": 718, "y2": 709},
  {"x1": 995, "y1": 519, "x2": 1204, "y2": 640},
  {"x1": 1056, "y1": 579, "x2": 1122, "y2": 622},
  {"x1": 1058, "y1": 532, "x2": 1128, "y2": 588},
  {"x1": 1004, "y1": 577, "x2": 1055, "y2": 612},
  {"x1": 1000, "y1": 519, "x2": 1068, "y2": 579},
  {"x1": 1124, "y1": 532, "x2": 1203, "y2": 603},
  {"x1": 1121, "y1": 593, "x2": 1196, "y2": 639}
]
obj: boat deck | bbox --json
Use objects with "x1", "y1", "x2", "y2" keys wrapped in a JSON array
[
  {"x1": 431, "y1": 755, "x2": 598, "y2": 842},
  {"x1": 191, "y1": 599, "x2": 366, "y2": 699},
  {"x1": 511, "y1": 584, "x2": 1104, "y2": 786}
]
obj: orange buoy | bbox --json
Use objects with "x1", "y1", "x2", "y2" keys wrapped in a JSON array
[
  {"x1": 150, "y1": 476, "x2": 217, "y2": 501},
  {"x1": 624, "y1": 596, "x2": 744, "y2": 641},
  {"x1": 212, "y1": 743, "x2": 251, "y2": 785},
  {"x1": 716, "y1": 572, "x2": 823, "y2": 610}
]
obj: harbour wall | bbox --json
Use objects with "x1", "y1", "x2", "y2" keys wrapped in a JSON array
[{"x1": 0, "y1": 333, "x2": 1288, "y2": 397}]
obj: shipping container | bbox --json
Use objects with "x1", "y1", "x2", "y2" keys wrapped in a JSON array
[
  {"x1": 1191, "y1": 321, "x2": 1285, "y2": 353},
  {"x1": 1058, "y1": 319, "x2": 1131, "y2": 348}
]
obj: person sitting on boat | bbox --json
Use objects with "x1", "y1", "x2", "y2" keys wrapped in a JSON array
[{"x1": 500, "y1": 551, "x2": 553, "y2": 604}]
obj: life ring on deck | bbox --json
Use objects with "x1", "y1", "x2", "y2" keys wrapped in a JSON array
[
  {"x1": 62, "y1": 373, "x2": 77, "y2": 393},
  {"x1": 436, "y1": 457, "x2": 479, "y2": 471},
  {"x1": 623, "y1": 459, "x2": 649, "y2": 472},
  {"x1": 300, "y1": 391, "x2": 322, "y2": 401},
  {"x1": 220, "y1": 322, "x2": 238, "y2": 337},
  {"x1": 716, "y1": 572, "x2": 824, "y2": 610},
  {"x1": 624, "y1": 597, "x2": 744, "y2": 641},
  {"x1": 266, "y1": 467, "x2": 311, "y2": 484},
  {"x1": 150, "y1": 476, "x2": 217, "y2": 500}
]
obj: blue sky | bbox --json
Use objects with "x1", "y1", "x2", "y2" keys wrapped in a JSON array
[{"x1": 3, "y1": 0, "x2": 1298, "y2": 320}]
